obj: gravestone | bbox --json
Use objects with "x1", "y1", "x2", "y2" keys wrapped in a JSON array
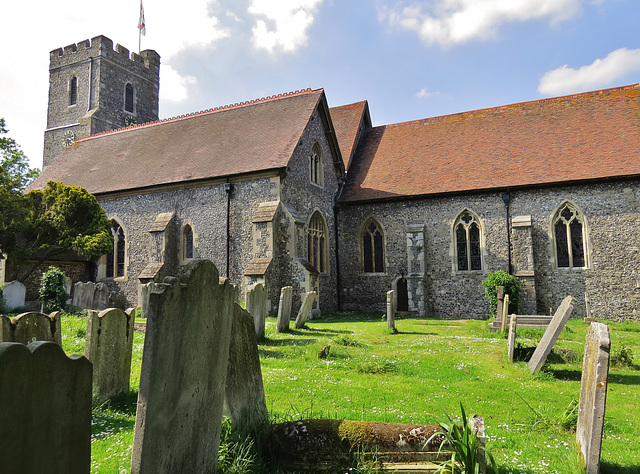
[
  {"x1": 94, "y1": 282, "x2": 110, "y2": 310},
  {"x1": 72, "y1": 281, "x2": 95, "y2": 308},
  {"x1": 387, "y1": 290, "x2": 396, "y2": 331},
  {"x1": 0, "y1": 315, "x2": 9, "y2": 342},
  {"x1": 139, "y1": 281, "x2": 158, "y2": 319},
  {"x1": 496, "y1": 286, "x2": 504, "y2": 325},
  {"x1": 85, "y1": 308, "x2": 136, "y2": 404},
  {"x1": 527, "y1": 295, "x2": 576, "y2": 373},
  {"x1": 0, "y1": 341, "x2": 92, "y2": 473},
  {"x1": 507, "y1": 314, "x2": 517, "y2": 363},
  {"x1": 501, "y1": 294, "x2": 510, "y2": 332},
  {"x1": 2, "y1": 280, "x2": 26, "y2": 311},
  {"x1": 5, "y1": 311, "x2": 62, "y2": 345},
  {"x1": 277, "y1": 286, "x2": 293, "y2": 333},
  {"x1": 246, "y1": 283, "x2": 267, "y2": 340},
  {"x1": 294, "y1": 291, "x2": 316, "y2": 329},
  {"x1": 131, "y1": 260, "x2": 235, "y2": 474},
  {"x1": 576, "y1": 322, "x2": 610, "y2": 474},
  {"x1": 224, "y1": 304, "x2": 268, "y2": 434}
]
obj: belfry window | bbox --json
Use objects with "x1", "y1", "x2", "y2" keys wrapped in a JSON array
[
  {"x1": 106, "y1": 220, "x2": 126, "y2": 278},
  {"x1": 454, "y1": 211, "x2": 482, "y2": 271},
  {"x1": 310, "y1": 142, "x2": 323, "y2": 187},
  {"x1": 308, "y1": 211, "x2": 327, "y2": 273},
  {"x1": 554, "y1": 202, "x2": 586, "y2": 268},
  {"x1": 362, "y1": 218, "x2": 385, "y2": 273},
  {"x1": 69, "y1": 77, "x2": 77, "y2": 106},
  {"x1": 124, "y1": 83, "x2": 134, "y2": 113}
]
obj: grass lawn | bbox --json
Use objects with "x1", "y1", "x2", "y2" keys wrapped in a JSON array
[{"x1": 59, "y1": 312, "x2": 640, "y2": 473}]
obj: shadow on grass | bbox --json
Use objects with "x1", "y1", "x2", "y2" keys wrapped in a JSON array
[
  {"x1": 607, "y1": 373, "x2": 640, "y2": 385},
  {"x1": 547, "y1": 368, "x2": 582, "y2": 381},
  {"x1": 393, "y1": 330, "x2": 438, "y2": 336},
  {"x1": 261, "y1": 337, "x2": 318, "y2": 347},
  {"x1": 297, "y1": 326, "x2": 352, "y2": 335},
  {"x1": 259, "y1": 349, "x2": 285, "y2": 359},
  {"x1": 601, "y1": 460, "x2": 640, "y2": 473}
]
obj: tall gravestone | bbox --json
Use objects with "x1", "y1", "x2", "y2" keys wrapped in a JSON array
[
  {"x1": 3, "y1": 312, "x2": 62, "y2": 345},
  {"x1": 276, "y1": 286, "x2": 293, "y2": 333},
  {"x1": 387, "y1": 290, "x2": 396, "y2": 331},
  {"x1": 131, "y1": 260, "x2": 235, "y2": 474},
  {"x1": 501, "y1": 294, "x2": 510, "y2": 333},
  {"x1": 507, "y1": 314, "x2": 517, "y2": 363},
  {"x1": 2, "y1": 281, "x2": 26, "y2": 311},
  {"x1": 224, "y1": 304, "x2": 268, "y2": 434},
  {"x1": 85, "y1": 308, "x2": 136, "y2": 403},
  {"x1": 294, "y1": 291, "x2": 316, "y2": 329},
  {"x1": 577, "y1": 322, "x2": 611, "y2": 474},
  {"x1": 496, "y1": 286, "x2": 504, "y2": 325},
  {"x1": 246, "y1": 283, "x2": 267, "y2": 340},
  {"x1": 528, "y1": 295, "x2": 576, "y2": 373},
  {"x1": 0, "y1": 341, "x2": 92, "y2": 473}
]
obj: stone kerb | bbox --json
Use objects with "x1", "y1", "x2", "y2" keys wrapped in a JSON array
[
  {"x1": 246, "y1": 283, "x2": 267, "y2": 340},
  {"x1": 577, "y1": 322, "x2": 611, "y2": 474},
  {"x1": 276, "y1": 286, "x2": 293, "y2": 333},
  {"x1": 2, "y1": 280, "x2": 26, "y2": 311},
  {"x1": 224, "y1": 304, "x2": 268, "y2": 435},
  {"x1": 131, "y1": 260, "x2": 235, "y2": 474},
  {"x1": 85, "y1": 308, "x2": 136, "y2": 404},
  {"x1": 527, "y1": 295, "x2": 576, "y2": 373},
  {"x1": 0, "y1": 341, "x2": 92, "y2": 473},
  {"x1": 387, "y1": 290, "x2": 396, "y2": 331},
  {"x1": 4, "y1": 311, "x2": 62, "y2": 345},
  {"x1": 507, "y1": 314, "x2": 517, "y2": 363},
  {"x1": 294, "y1": 291, "x2": 316, "y2": 329}
]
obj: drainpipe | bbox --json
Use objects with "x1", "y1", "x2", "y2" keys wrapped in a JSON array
[
  {"x1": 502, "y1": 191, "x2": 513, "y2": 275},
  {"x1": 225, "y1": 181, "x2": 232, "y2": 279},
  {"x1": 333, "y1": 204, "x2": 342, "y2": 310}
]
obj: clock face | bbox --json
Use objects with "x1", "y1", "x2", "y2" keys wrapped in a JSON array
[
  {"x1": 62, "y1": 130, "x2": 75, "y2": 148},
  {"x1": 124, "y1": 115, "x2": 137, "y2": 127}
]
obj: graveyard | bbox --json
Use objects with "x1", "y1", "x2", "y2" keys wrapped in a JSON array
[{"x1": 27, "y1": 308, "x2": 639, "y2": 472}]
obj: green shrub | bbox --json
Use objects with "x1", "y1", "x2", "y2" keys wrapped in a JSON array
[
  {"x1": 482, "y1": 270, "x2": 523, "y2": 317},
  {"x1": 39, "y1": 266, "x2": 68, "y2": 313},
  {"x1": 611, "y1": 344, "x2": 635, "y2": 368}
]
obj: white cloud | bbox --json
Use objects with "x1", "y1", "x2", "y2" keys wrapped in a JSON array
[
  {"x1": 248, "y1": 0, "x2": 323, "y2": 53},
  {"x1": 380, "y1": 0, "x2": 582, "y2": 46},
  {"x1": 416, "y1": 88, "x2": 439, "y2": 98},
  {"x1": 160, "y1": 66, "x2": 198, "y2": 103},
  {"x1": 538, "y1": 48, "x2": 640, "y2": 95}
]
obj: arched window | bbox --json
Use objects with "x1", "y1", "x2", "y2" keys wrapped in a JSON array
[
  {"x1": 553, "y1": 202, "x2": 587, "y2": 268},
  {"x1": 69, "y1": 77, "x2": 77, "y2": 106},
  {"x1": 308, "y1": 211, "x2": 327, "y2": 273},
  {"x1": 310, "y1": 142, "x2": 323, "y2": 187},
  {"x1": 361, "y1": 218, "x2": 385, "y2": 273},
  {"x1": 124, "y1": 83, "x2": 134, "y2": 113},
  {"x1": 106, "y1": 220, "x2": 126, "y2": 278},
  {"x1": 454, "y1": 210, "x2": 482, "y2": 271},
  {"x1": 183, "y1": 225, "x2": 194, "y2": 260}
]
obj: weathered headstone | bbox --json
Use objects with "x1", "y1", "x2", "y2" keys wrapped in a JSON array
[
  {"x1": 501, "y1": 294, "x2": 510, "y2": 333},
  {"x1": 85, "y1": 308, "x2": 136, "y2": 404},
  {"x1": 294, "y1": 291, "x2": 316, "y2": 329},
  {"x1": 577, "y1": 322, "x2": 610, "y2": 474},
  {"x1": 2, "y1": 280, "x2": 26, "y2": 311},
  {"x1": 224, "y1": 304, "x2": 268, "y2": 435},
  {"x1": 507, "y1": 314, "x2": 517, "y2": 363},
  {"x1": 5, "y1": 311, "x2": 62, "y2": 345},
  {"x1": 0, "y1": 341, "x2": 92, "y2": 473},
  {"x1": 139, "y1": 280, "x2": 158, "y2": 319},
  {"x1": 496, "y1": 286, "x2": 504, "y2": 325},
  {"x1": 527, "y1": 295, "x2": 576, "y2": 373},
  {"x1": 276, "y1": 286, "x2": 293, "y2": 333},
  {"x1": 93, "y1": 282, "x2": 110, "y2": 310},
  {"x1": 131, "y1": 260, "x2": 235, "y2": 474},
  {"x1": 0, "y1": 315, "x2": 11, "y2": 343},
  {"x1": 72, "y1": 281, "x2": 95, "y2": 308},
  {"x1": 246, "y1": 283, "x2": 267, "y2": 340},
  {"x1": 387, "y1": 290, "x2": 396, "y2": 331}
]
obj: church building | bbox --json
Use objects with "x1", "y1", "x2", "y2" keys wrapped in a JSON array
[{"x1": 29, "y1": 36, "x2": 640, "y2": 320}]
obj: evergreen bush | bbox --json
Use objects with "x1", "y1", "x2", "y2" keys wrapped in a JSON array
[
  {"x1": 39, "y1": 266, "x2": 68, "y2": 313},
  {"x1": 482, "y1": 270, "x2": 523, "y2": 317}
]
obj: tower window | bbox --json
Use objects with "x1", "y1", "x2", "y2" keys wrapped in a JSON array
[
  {"x1": 125, "y1": 83, "x2": 134, "y2": 113},
  {"x1": 69, "y1": 77, "x2": 77, "y2": 106}
]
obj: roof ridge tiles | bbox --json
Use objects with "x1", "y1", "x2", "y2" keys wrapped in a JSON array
[{"x1": 77, "y1": 87, "x2": 319, "y2": 143}]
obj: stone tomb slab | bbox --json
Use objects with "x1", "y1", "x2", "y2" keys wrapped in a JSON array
[
  {"x1": 576, "y1": 322, "x2": 611, "y2": 474},
  {"x1": 527, "y1": 295, "x2": 575, "y2": 373},
  {"x1": 276, "y1": 286, "x2": 293, "y2": 333}
]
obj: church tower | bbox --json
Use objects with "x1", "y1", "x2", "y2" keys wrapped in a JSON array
[{"x1": 43, "y1": 35, "x2": 160, "y2": 168}]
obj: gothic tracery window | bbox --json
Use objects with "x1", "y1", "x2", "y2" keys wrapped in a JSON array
[
  {"x1": 106, "y1": 220, "x2": 126, "y2": 278},
  {"x1": 554, "y1": 202, "x2": 586, "y2": 268},
  {"x1": 308, "y1": 211, "x2": 327, "y2": 273},
  {"x1": 454, "y1": 211, "x2": 482, "y2": 271},
  {"x1": 362, "y1": 218, "x2": 385, "y2": 273}
]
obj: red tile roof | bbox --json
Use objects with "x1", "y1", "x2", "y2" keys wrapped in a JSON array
[
  {"x1": 32, "y1": 89, "x2": 325, "y2": 195},
  {"x1": 329, "y1": 101, "x2": 370, "y2": 170},
  {"x1": 340, "y1": 84, "x2": 640, "y2": 202}
]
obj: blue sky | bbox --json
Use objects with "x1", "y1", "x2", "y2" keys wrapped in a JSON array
[{"x1": 1, "y1": 0, "x2": 639, "y2": 170}]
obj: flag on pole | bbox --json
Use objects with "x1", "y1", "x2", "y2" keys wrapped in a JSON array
[{"x1": 138, "y1": 0, "x2": 146, "y2": 36}]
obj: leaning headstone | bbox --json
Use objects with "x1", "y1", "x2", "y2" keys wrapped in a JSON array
[
  {"x1": 387, "y1": 290, "x2": 396, "y2": 331},
  {"x1": 224, "y1": 304, "x2": 268, "y2": 435},
  {"x1": 276, "y1": 286, "x2": 293, "y2": 333},
  {"x1": 2, "y1": 281, "x2": 26, "y2": 311},
  {"x1": 85, "y1": 308, "x2": 136, "y2": 404},
  {"x1": 8, "y1": 312, "x2": 62, "y2": 345},
  {"x1": 0, "y1": 341, "x2": 92, "y2": 473},
  {"x1": 131, "y1": 260, "x2": 235, "y2": 474},
  {"x1": 528, "y1": 295, "x2": 576, "y2": 373},
  {"x1": 294, "y1": 291, "x2": 316, "y2": 329},
  {"x1": 507, "y1": 314, "x2": 517, "y2": 363},
  {"x1": 501, "y1": 294, "x2": 510, "y2": 333},
  {"x1": 576, "y1": 322, "x2": 611, "y2": 474},
  {"x1": 246, "y1": 283, "x2": 267, "y2": 340}
]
